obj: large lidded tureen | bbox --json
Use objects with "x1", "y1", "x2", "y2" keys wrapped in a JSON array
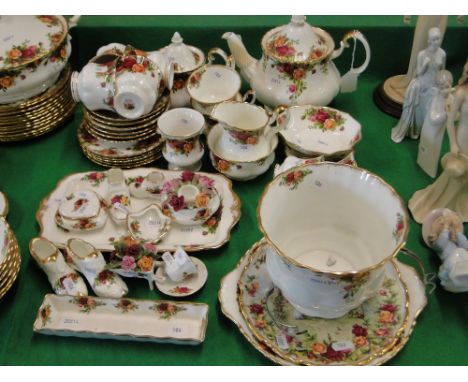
[
  {"x1": 223, "y1": 15, "x2": 371, "y2": 108},
  {"x1": 0, "y1": 15, "x2": 79, "y2": 104}
]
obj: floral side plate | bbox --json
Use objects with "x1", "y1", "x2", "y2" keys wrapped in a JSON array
[
  {"x1": 36, "y1": 168, "x2": 241, "y2": 252},
  {"x1": 33, "y1": 294, "x2": 208, "y2": 345},
  {"x1": 155, "y1": 257, "x2": 208, "y2": 297},
  {"x1": 218, "y1": 239, "x2": 427, "y2": 366},
  {"x1": 78, "y1": 125, "x2": 162, "y2": 159},
  {"x1": 278, "y1": 106, "x2": 361, "y2": 157}
]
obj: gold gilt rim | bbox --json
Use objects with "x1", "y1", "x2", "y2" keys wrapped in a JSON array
[
  {"x1": 237, "y1": 239, "x2": 410, "y2": 366},
  {"x1": 0, "y1": 65, "x2": 72, "y2": 111},
  {"x1": 0, "y1": 231, "x2": 21, "y2": 296},
  {"x1": 33, "y1": 293, "x2": 209, "y2": 343},
  {"x1": 83, "y1": 112, "x2": 162, "y2": 133},
  {"x1": 82, "y1": 150, "x2": 162, "y2": 165},
  {"x1": 29, "y1": 237, "x2": 61, "y2": 264},
  {"x1": 257, "y1": 162, "x2": 410, "y2": 277},
  {"x1": 0, "y1": 16, "x2": 68, "y2": 72},
  {"x1": 84, "y1": 102, "x2": 169, "y2": 130},
  {"x1": 35, "y1": 169, "x2": 242, "y2": 253},
  {"x1": 79, "y1": 122, "x2": 162, "y2": 145},
  {"x1": 0, "y1": 105, "x2": 75, "y2": 142},
  {"x1": 0, "y1": 99, "x2": 75, "y2": 130},
  {"x1": 78, "y1": 125, "x2": 162, "y2": 159},
  {"x1": 0, "y1": 229, "x2": 18, "y2": 274},
  {"x1": 86, "y1": 95, "x2": 170, "y2": 124}
]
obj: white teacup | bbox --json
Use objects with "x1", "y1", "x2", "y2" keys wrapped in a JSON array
[{"x1": 158, "y1": 247, "x2": 198, "y2": 282}]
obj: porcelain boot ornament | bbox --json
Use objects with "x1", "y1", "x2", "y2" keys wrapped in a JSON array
[
  {"x1": 107, "y1": 168, "x2": 132, "y2": 225},
  {"x1": 66, "y1": 238, "x2": 128, "y2": 298},
  {"x1": 422, "y1": 208, "x2": 468, "y2": 292},
  {"x1": 30, "y1": 237, "x2": 88, "y2": 296}
]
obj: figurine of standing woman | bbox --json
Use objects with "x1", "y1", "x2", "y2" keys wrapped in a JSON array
[
  {"x1": 409, "y1": 61, "x2": 468, "y2": 223},
  {"x1": 391, "y1": 27, "x2": 446, "y2": 143}
]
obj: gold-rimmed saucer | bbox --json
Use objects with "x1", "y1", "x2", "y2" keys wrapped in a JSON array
[
  {"x1": 0, "y1": 228, "x2": 21, "y2": 300},
  {"x1": 0, "y1": 65, "x2": 75, "y2": 142}
]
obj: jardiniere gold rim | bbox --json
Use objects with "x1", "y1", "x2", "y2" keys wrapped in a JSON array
[{"x1": 257, "y1": 161, "x2": 409, "y2": 277}]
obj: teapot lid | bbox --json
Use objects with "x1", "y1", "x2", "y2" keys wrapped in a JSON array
[
  {"x1": 0, "y1": 15, "x2": 68, "y2": 71},
  {"x1": 262, "y1": 15, "x2": 334, "y2": 64},
  {"x1": 159, "y1": 32, "x2": 205, "y2": 74}
]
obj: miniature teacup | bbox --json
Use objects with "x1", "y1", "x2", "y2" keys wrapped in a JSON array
[
  {"x1": 259, "y1": 163, "x2": 408, "y2": 318},
  {"x1": 159, "y1": 247, "x2": 198, "y2": 282},
  {"x1": 158, "y1": 108, "x2": 206, "y2": 171}
]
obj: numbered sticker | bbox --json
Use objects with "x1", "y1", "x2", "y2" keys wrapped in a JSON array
[
  {"x1": 162, "y1": 252, "x2": 175, "y2": 265},
  {"x1": 174, "y1": 248, "x2": 189, "y2": 266},
  {"x1": 63, "y1": 318, "x2": 80, "y2": 325},
  {"x1": 62, "y1": 277, "x2": 76, "y2": 294},
  {"x1": 170, "y1": 324, "x2": 188, "y2": 338},
  {"x1": 276, "y1": 332, "x2": 289, "y2": 350},
  {"x1": 77, "y1": 191, "x2": 89, "y2": 199},
  {"x1": 331, "y1": 341, "x2": 355, "y2": 352},
  {"x1": 114, "y1": 203, "x2": 128, "y2": 214},
  {"x1": 148, "y1": 219, "x2": 162, "y2": 227},
  {"x1": 180, "y1": 227, "x2": 194, "y2": 233}
]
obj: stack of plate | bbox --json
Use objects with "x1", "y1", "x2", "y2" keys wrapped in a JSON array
[
  {"x1": 0, "y1": 219, "x2": 21, "y2": 300},
  {"x1": 0, "y1": 65, "x2": 75, "y2": 142},
  {"x1": 77, "y1": 93, "x2": 169, "y2": 168}
]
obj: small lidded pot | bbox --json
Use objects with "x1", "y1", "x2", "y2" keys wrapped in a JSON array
[
  {"x1": 159, "y1": 32, "x2": 205, "y2": 108},
  {"x1": 258, "y1": 162, "x2": 408, "y2": 318},
  {"x1": 158, "y1": 108, "x2": 205, "y2": 171}
]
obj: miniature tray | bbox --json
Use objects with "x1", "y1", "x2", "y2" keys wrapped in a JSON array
[
  {"x1": 33, "y1": 294, "x2": 209, "y2": 345},
  {"x1": 219, "y1": 239, "x2": 428, "y2": 366},
  {"x1": 36, "y1": 168, "x2": 241, "y2": 252}
]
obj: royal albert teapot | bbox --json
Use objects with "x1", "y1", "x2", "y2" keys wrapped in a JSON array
[{"x1": 223, "y1": 15, "x2": 371, "y2": 108}]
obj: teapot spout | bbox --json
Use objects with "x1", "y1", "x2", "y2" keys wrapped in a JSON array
[{"x1": 222, "y1": 32, "x2": 257, "y2": 84}]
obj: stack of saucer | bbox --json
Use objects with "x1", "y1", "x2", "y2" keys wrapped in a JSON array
[
  {"x1": 0, "y1": 219, "x2": 21, "y2": 300},
  {"x1": 78, "y1": 93, "x2": 170, "y2": 168},
  {"x1": 0, "y1": 65, "x2": 75, "y2": 142}
]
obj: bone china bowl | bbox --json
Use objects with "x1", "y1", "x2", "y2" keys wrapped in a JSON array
[{"x1": 258, "y1": 162, "x2": 408, "y2": 319}]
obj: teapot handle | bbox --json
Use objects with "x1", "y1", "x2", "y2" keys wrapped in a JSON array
[
  {"x1": 207, "y1": 48, "x2": 236, "y2": 70},
  {"x1": 331, "y1": 30, "x2": 371, "y2": 75}
]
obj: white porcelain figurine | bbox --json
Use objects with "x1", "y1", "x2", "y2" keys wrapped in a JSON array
[
  {"x1": 423, "y1": 208, "x2": 468, "y2": 292},
  {"x1": 417, "y1": 70, "x2": 453, "y2": 178},
  {"x1": 391, "y1": 27, "x2": 446, "y2": 143},
  {"x1": 409, "y1": 62, "x2": 468, "y2": 222}
]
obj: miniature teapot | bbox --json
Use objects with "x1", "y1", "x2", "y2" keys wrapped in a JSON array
[
  {"x1": 158, "y1": 32, "x2": 205, "y2": 108},
  {"x1": 223, "y1": 15, "x2": 371, "y2": 108}
]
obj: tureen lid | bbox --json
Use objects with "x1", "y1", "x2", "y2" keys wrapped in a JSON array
[
  {"x1": 159, "y1": 32, "x2": 205, "y2": 74},
  {"x1": 0, "y1": 15, "x2": 68, "y2": 71},
  {"x1": 261, "y1": 15, "x2": 334, "y2": 64}
]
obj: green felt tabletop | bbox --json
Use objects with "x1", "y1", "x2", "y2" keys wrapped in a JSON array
[{"x1": 0, "y1": 16, "x2": 467, "y2": 366}]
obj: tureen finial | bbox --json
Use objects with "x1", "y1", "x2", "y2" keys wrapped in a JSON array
[
  {"x1": 171, "y1": 32, "x2": 183, "y2": 45},
  {"x1": 291, "y1": 15, "x2": 306, "y2": 26}
]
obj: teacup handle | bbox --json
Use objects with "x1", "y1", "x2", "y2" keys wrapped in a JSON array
[
  {"x1": 67, "y1": 15, "x2": 81, "y2": 29},
  {"x1": 242, "y1": 89, "x2": 256, "y2": 104},
  {"x1": 207, "y1": 48, "x2": 236, "y2": 70},
  {"x1": 398, "y1": 247, "x2": 436, "y2": 294},
  {"x1": 267, "y1": 105, "x2": 289, "y2": 134}
]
